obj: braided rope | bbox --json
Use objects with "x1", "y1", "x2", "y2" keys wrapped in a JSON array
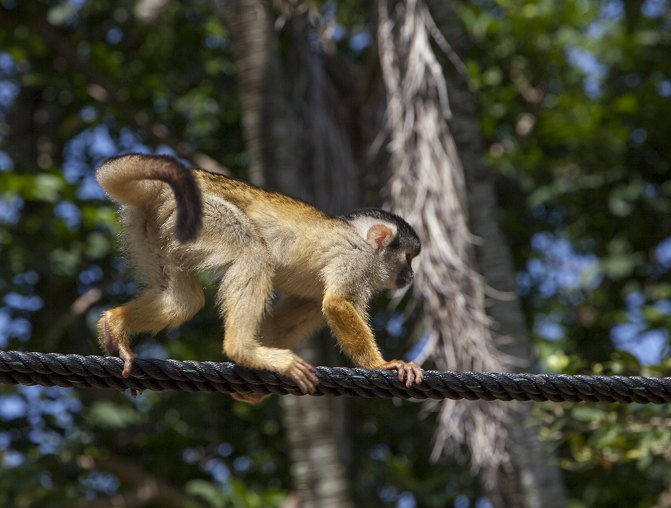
[{"x1": 0, "y1": 350, "x2": 670, "y2": 403}]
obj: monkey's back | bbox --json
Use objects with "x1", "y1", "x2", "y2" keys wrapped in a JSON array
[
  {"x1": 193, "y1": 170, "x2": 329, "y2": 217},
  {"x1": 192, "y1": 169, "x2": 363, "y2": 297}
]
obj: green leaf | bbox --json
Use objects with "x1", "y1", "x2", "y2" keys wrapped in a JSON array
[
  {"x1": 85, "y1": 401, "x2": 143, "y2": 429},
  {"x1": 571, "y1": 406, "x2": 603, "y2": 423},
  {"x1": 185, "y1": 480, "x2": 226, "y2": 508}
]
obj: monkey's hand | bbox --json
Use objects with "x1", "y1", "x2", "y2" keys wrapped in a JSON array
[{"x1": 376, "y1": 359, "x2": 423, "y2": 387}]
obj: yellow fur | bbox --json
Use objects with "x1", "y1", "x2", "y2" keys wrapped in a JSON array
[{"x1": 322, "y1": 294, "x2": 384, "y2": 368}]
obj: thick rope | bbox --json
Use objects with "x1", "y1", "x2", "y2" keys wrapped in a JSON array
[{"x1": 0, "y1": 350, "x2": 669, "y2": 403}]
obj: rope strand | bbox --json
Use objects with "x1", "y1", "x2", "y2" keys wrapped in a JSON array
[{"x1": 0, "y1": 350, "x2": 669, "y2": 403}]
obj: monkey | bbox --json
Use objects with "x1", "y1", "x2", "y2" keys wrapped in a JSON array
[{"x1": 96, "y1": 153, "x2": 423, "y2": 402}]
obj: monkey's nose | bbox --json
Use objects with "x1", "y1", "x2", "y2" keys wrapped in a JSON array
[{"x1": 396, "y1": 270, "x2": 414, "y2": 288}]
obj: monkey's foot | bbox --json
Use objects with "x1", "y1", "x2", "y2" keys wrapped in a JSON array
[
  {"x1": 118, "y1": 350, "x2": 136, "y2": 378},
  {"x1": 377, "y1": 360, "x2": 423, "y2": 387},
  {"x1": 282, "y1": 353, "x2": 319, "y2": 394},
  {"x1": 231, "y1": 392, "x2": 271, "y2": 404},
  {"x1": 227, "y1": 348, "x2": 318, "y2": 395},
  {"x1": 98, "y1": 311, "x2": 136, "y2": 378}
]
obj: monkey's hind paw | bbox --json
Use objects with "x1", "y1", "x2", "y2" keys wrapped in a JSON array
[
  {"x1": 284, "y1": 353, "x2": 319, "y2": 395},
  {"x1": 378, "y1": 360, "x2": 423, "y2": 388},
  {"x1": 118, "y1": 350, "x2": 136, "y2": 378},
  {"x1": 98, "y1": 311, "x2": 136, "y2": 378}
]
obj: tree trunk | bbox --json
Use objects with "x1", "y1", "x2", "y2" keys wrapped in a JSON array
[
  {"x1": 279, "y1": 17, "x2": 359, "y2": 507},
  {"x1": 214, "y1": 0, "x2": 298, "y2": 189},
  {"x1": 425, "y1": 1, "x2": 567, "y2": 506},
  {"x1": 376, "y1": 0, "x2": 508, "y2": 478},
  {"x1": 281, "y1": 344, "x2": 353, "y2": 508}
]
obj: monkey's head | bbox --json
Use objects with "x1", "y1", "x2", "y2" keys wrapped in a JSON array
[{"x1": 343, "y1": 209, "x2": 421, "y2": 290}]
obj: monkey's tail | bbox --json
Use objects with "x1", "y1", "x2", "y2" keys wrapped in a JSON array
[{"x1": 97, "y1": 153, "x2": 202, "y2": 243}]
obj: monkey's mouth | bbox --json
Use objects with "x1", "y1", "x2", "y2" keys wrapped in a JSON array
[{"x1": 395, "y1": 269, "x2": 414, "y2": 288}]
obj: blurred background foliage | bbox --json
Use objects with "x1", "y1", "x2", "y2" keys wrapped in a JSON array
[{"x1": 0, "y1": 0, "x2": 670, "y2": 506}]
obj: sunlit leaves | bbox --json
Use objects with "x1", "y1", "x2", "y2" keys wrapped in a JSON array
[{"x1": 459, "y1": 0, "x2": 671, "y2": 503}]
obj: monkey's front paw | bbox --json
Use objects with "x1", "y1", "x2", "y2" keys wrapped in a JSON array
[
  {"x1": 231, "y1": 392, "x2": 272, "y2": 404},
  {"x1": 282, "y1": 353, "x2": 319, "y2": 395},
  {"x1": 377, "y1": 360, "x2": 423, "y2": 387}
]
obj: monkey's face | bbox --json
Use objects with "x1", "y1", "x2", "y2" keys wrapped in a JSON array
[
  {"x1": 381, "y1": 236, "x2": 421, "y2": 290},
  {"x1": 344, "y1": 208, "x2": 421, "y2": 290}
]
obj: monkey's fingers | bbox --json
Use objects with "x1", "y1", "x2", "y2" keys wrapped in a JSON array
[
  {"x1": 119, "y1": 346, "x2": 136, "y2": 378},
  {"x1": 296, "y1": 356, "x2": 318, "y2": 376},
  {"x1": 294, "y1": 355, "x2": 318, "y2": 383},
  {"x1": 286, "y1": 356, "x2": 319, "y2": 394},
  {"x1": 413, "y1": 364, "x2": 424, "y2": 385},
  {"x1": 100, "y1": 313, "x2": 136, "y2": 378},
  {"x1": 379, "y1": 360, "x2": 423, "y2": 387},
  {"x1": 400, "y1": 361, "x2": 423, "y2": 387}
]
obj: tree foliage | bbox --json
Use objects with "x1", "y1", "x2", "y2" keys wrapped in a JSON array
[
  {"x1": 0, "y1": 0, "x2": 670, "y2": 506},
  {"x1": 0, "y1": 1, "x2": 460, "y2": 506},
  {"x1": 458, "y1": 0, "x2": 671, "y2": 505}
]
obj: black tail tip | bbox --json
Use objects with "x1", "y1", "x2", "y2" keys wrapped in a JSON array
[
  {"x1": 171, "y1": 163, "x2": 202, "y2": 243},
  {"x1": 175, "y1": 214, "x2": 202, "y2": 243}
]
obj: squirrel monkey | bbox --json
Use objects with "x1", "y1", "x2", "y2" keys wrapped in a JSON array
[{"x1": 96, "y1": 154, "x2": 423, "y2": 402}]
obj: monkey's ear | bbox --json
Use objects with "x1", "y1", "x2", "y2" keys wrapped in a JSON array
[{"x1": 367, "y1": 224, "x2": 394, "y2": 252}]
